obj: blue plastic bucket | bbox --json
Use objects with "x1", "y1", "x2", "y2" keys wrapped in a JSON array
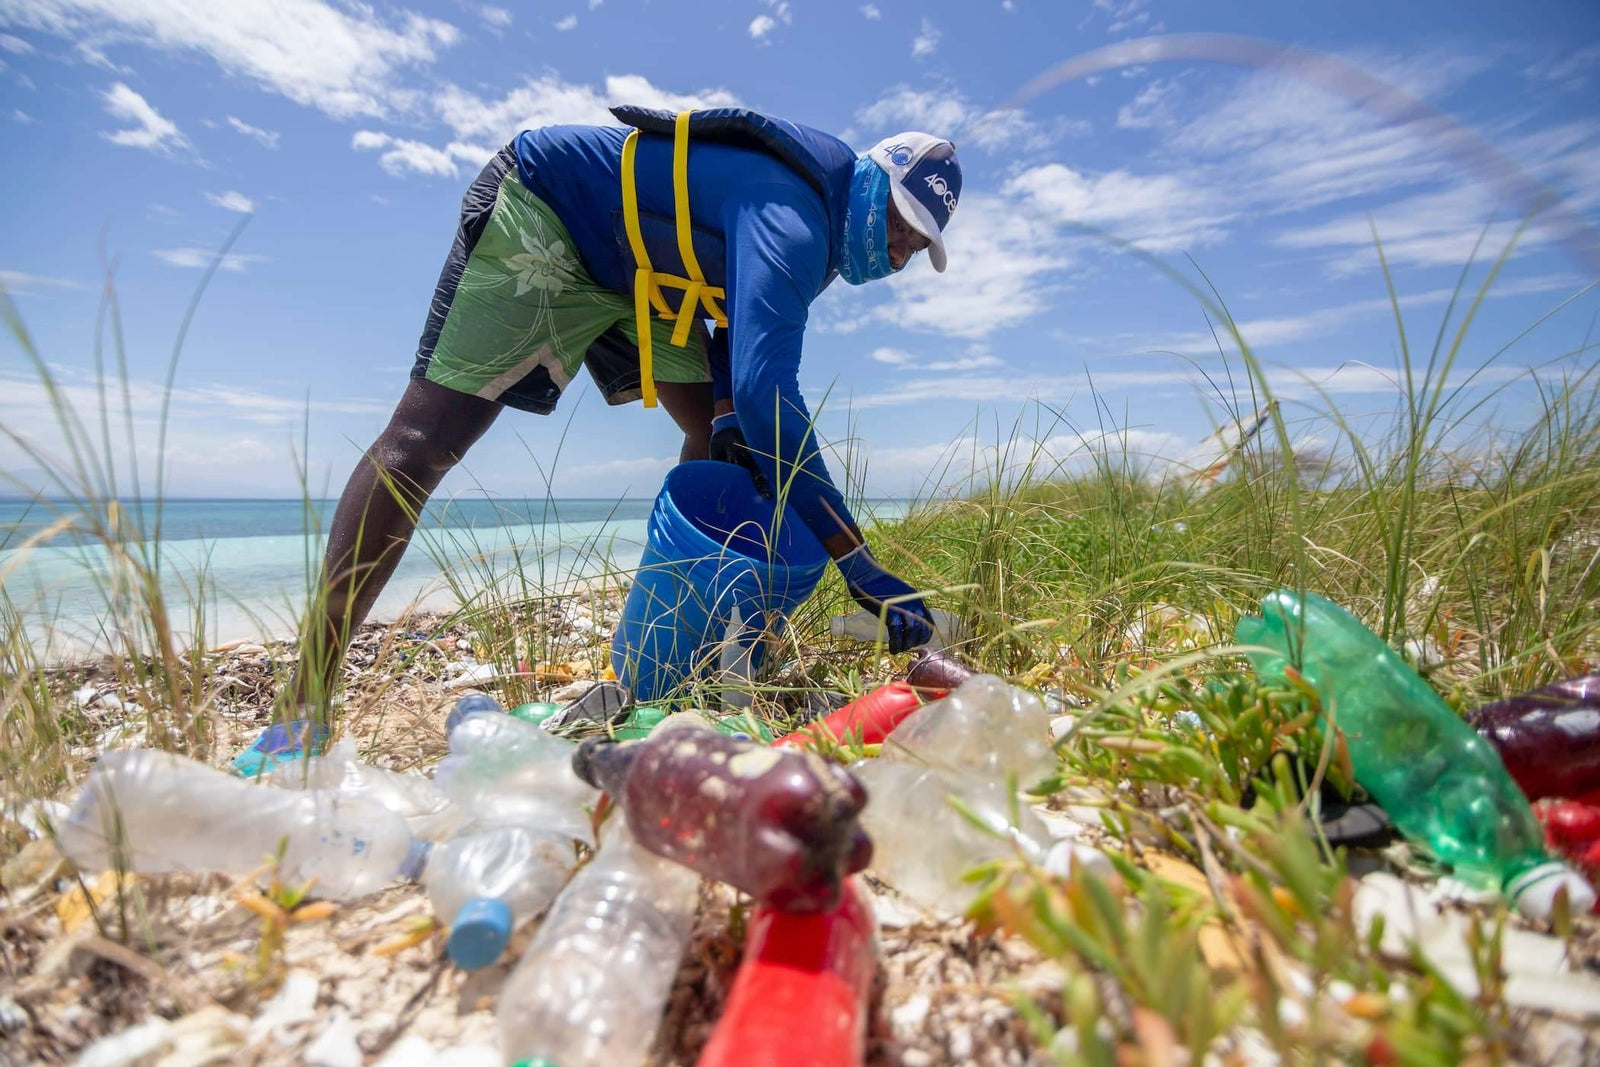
[{"x1": 612, "y1": 461, "x2": 829, "y2": 704}]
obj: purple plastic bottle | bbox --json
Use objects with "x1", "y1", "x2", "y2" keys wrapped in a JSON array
[
  {"x1": 1466, "y1": 673, "x2": 1600, "y2": 801},
  {"x1": 906, "y1": 648, "x2": 977, "y2": 697},
  {"x1": 571, "y1": 719, "x2": 871, "y2": 913}
]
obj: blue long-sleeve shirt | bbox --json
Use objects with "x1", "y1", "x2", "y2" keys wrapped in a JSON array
[{"x1": 513, "y1": 124, "x2": 858, "y2": 544}]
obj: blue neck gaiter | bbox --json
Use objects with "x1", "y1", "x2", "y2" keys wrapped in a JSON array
[{"x1": 836, "y1": 157, "x2": 894, "y2": 285}]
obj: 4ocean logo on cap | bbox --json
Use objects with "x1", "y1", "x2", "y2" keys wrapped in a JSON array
[
  {"x1": 924, "y1": 172, "x2": 957, "y2": 215},
  {"x1": 885, "y1": 142, "x2": 915, "y2": 166}
]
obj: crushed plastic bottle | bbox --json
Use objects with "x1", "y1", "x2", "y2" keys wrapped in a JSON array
[
  {"x1": 58, "y1": 749, "x2": 411, "y2": 900},
  {"x1": 498, "y1": 817, "x2": 699, "y2": 1067},
  {"x1": 444, "y1": 693, "x2": 504, "y2": 736},
  {"x1": 1466, "y1": 673, "x2": 1600, "y2": 802},
  {"x1": 697, "y1": 878, "x2": 878, "y2": 1067},
  {"x1": 435, "y1": 707, "x2": 597, "y2": 845},
  {"x1": 266, "y1": 738, "x2": 461, "y2": 841},
  {"x1": 424, "y1": 823, "x2": 579, "y2": 969},
  {"x1": 1237, "y1": 590, "x2": 1595, "y2": 919},
  {"x1": 851, "y1": 759, "x2": 1049, "y2": 914},
  {"x1": 878, "y1": 674, "x2": 1057, "y2": 787},
  {"x1": 572, "y1": 718, "x2": 871, "y2": 912}
]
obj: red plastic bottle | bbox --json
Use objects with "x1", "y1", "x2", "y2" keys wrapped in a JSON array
[
  {"x1": 697, "y1": 878, "x2": 877, "y2": 1067},
  {"x1": 571, "y1": 723, "x2": 871, "y2": 913},
  {"x1": 773, "y1": 682, "x2": 935, "y2": 749},
  {"x1": 1466, "y1": 673, "x2": 1600, "y2": 801}
]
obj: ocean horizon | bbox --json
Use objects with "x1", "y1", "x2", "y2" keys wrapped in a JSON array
[{"x1": 1, "y1": 494, "x2": 909, "y2": 660}]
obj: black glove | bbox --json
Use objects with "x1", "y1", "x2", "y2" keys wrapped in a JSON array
[
  {"x1": 709, "y1": 412, "x2": 772, "y2": 497},
  {"x1": 834, "y1": 544, "x2": 934, "y2": 653}
]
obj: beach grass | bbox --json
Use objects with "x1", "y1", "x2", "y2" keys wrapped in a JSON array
[{"x1": 3, "y1": 237, "x2": 1598, "y2": 1063}]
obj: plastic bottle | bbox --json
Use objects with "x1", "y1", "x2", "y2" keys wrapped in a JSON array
[
  {"x1": 444, "y1": 692, "x2": 504, "y2": 735},
  {"x1": 773, "y1": 682, "x2": 932, "y2": 749},
  {"x1": 829, "y1": 608, "x2": 966, "y2": 650},
  {"x1": 57, "y1": 749, "x2": 411, "y2": 900},
  {"x1": 423, "y1": 823, "x2": 579, "y2": 969},
  {"x1": 1237, "y1": 590, "x2": 1595, "y2": 918},
  {"x1": 905, "y1": 647, "x2": 977, "y2": 696},
  {"x1": 1465, "y1": 673, "x2": 1600, "y2": 801},
  {"x1": 266, "y1": 738, "x2": 461, "y2": 841},
  {"x1": 878, "y1": 674, "x2": 1057, "y2": 787},
  {"x1": 697, "y1": 878, "x2": 877, "y2": 1067},
  {"x1": 435, "y1": 708, "x2": 597, "y2": 845},
  {"x1": 572, "y1": 718, "x2": 872, "y2": 913},
  {"x1": 498, "y1": 817, "x2": 700, "y2": 1067},
  {"x1": 850, "y1": 759, "x2": 1050, "y2": 914}
]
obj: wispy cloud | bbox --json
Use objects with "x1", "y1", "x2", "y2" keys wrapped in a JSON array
[
  {"x1": 554, "y1": 14, "x2": 578, "y2": 31},
  {"x1": 351, "y1": 129, "x2": 487, "y2": 179},
  {"x1": 152, "y1": 248, "x2": 271, "y2": 272},
  {"x1": 911, "y1": 18, "x2": 940, "y2": 59},
  {"x1": 100, "y1": 82, "x2": 186, "y2": 153},
  {"x1": 749, "y1": 0, "x2": 791, "y2": 43},
  {"x1": 0, "y1": 32, "x2": 33, "y2": 53},
  {"x1": 480, "y1": 6, "x2": 513, "y2": 28},
  {"x1": 859, "y1": 4, "x2": 881, "y2": 20},
  {"x1": 226, "y1": 115, "x2": 279, "y2": 150},
  {"x1": 205, "y1": 189, "x2": 255, "y2": 214},
  {"x1": 0, "y1": 270, "x2": 83, "y2": 294},
  {"x1": 3, "y1": 0, "x2": 460, "y2": 119}
]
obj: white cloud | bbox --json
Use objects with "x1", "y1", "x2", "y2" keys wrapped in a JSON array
[
  {"x1": 0, "y1": 269, "x2": 82, "y2": 293},
  {"x1": 554, "y1": 14, "x2": 577, "y2": 31},
  {"x1": 431, "y1": 73, "x2": 739, "y2": 147},
  {"x1": 850, "y1": 84, "x2": 1072, "y2": 152},
  {"x1": 225, "y1": 114, "x2": 279, "y2": 149},
  {"x1": 911, "y1": 18, "x2": 940, "y2": 59},
  {"x1": 0, "y1": 31, "x2": 32, "y2": 52},
  {"x1": 350, "y1": 129, "x2": 484, "y2": 179},
  {"x1": 152, "y1": 248, "x2": 271, "y2": 272},
  {"x1": 205, "y1": 189, "x2": 255, "y2": 213},
  {"x1": 100, "y1": 82, "x2": 185, "y2": 152},
  {"x1": 748, "y1": 0, "x2": 790, "y2": 42},
  {"x1": 860, "y1": 4, "x2": 881, "y2": 19},
  {"x1": 870, "y1": 193, "x2": 1073, "y2": 339},
  {"x1": 1006, "y1": 162, "x2": 1234, "y2": 252},
  {"x1": 480, "y1": 6, "x2": 513, "y2": 28},
  {"x1": 1115, "y1": 77, "x2": 1179, "y2": 129},
  {"x1": 868, "y1": 347, "x2": 914, "y2": 365},
  {"x1": 863, "y1": 346, "x2": 1002, "y2": 373},
  {"x1": 13, "y1": 107, "x2": 33, "y2": 123},
  {"x1": 1, "y1": 0, "x2": 460, "y2": 119},
  {"x1": 1087, "y1": 0, "x2": 1161, "y2": 36}
]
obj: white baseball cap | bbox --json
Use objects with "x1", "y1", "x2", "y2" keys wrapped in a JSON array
[{"x1": 866, "y1": 132, "x2": 962, "y2": 272}]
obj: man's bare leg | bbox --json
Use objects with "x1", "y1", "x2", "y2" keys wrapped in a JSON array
[{"x1": 289, "y1": 378, "x2": 501, "y2": 714}]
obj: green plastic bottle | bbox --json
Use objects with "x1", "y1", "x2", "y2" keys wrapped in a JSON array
[
  {"x1": 1236, "y1": 590, "x2": 1593, "y2": 918},
  {"x1": 611, "y1": 706, "x2": 775, "y2": 742}
]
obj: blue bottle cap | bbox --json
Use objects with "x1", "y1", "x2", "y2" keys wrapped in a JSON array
[
  {"x1": 447, "y1": 897, "x2": 513, "y2": 970},
  {"x1": 445, "y1": 693, "x2": 505, "y2": 736}
]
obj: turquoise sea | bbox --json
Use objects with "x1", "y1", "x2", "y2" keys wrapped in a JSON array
[{"x1": 0, "y1": 495, "x2": 906, "y2": 659}]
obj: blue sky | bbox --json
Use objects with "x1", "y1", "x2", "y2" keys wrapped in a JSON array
[{"x1": 1, "y1": 0, "x2": 1597, "y2": 501}]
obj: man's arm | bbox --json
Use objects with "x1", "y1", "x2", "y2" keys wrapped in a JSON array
[{"x1": 720, "y1": 183, "x2": 860, "y2": 550}]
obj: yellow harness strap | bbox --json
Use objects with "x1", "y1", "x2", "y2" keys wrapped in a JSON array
[{"x1": 620, "y1": 111, "x2": 728, "y2": 407}]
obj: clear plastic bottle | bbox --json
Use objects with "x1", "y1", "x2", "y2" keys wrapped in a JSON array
[
  {"x1": 423, "y1": 823, "x2": 578, "y2": 969},
  {"x1": 57, "y1": 749, "x2": 412, "y2": 900},
  {"x1": 1237, "y1": 590, "x2": 1595, "y2": 918},
  {"x1": 878, "y1": 674, "x2": 1057, "y2": 786},
  {"x1": 498, "y1": 818, "x2": 699, "y2": 1067},
  {"x1": 851, "y1": 759, "x2": 1049, "y2": 914},
  {"x1": 434, "y1": 709, "x2": 597, "y2": 845},
  {"x1": 572, "y1": 718, "x2": 871, "y2": 913},
  {"x1": 267, "y1": 738, "x2": 462, "y2": 841}
]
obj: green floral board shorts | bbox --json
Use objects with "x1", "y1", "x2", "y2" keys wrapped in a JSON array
[{"x1": 411, "y1": 146, "x2": 710, "y2": 414}]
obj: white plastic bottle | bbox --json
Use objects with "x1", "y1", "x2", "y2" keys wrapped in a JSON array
[
  {"x1": 498, "y1": 818, "x2": 700, "y2": 1066},
  {"x1": 58, "y1": 749, "x2": 412, "y2": 900},
  {"x1": 829, "y1": 607, "x2": 967, "y2": 650}
]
